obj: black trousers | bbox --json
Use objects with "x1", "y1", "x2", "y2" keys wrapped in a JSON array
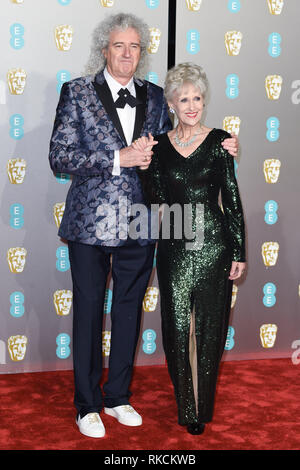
[{"x1": 68, "y1": 240, "x2": 155, "y2": 418}]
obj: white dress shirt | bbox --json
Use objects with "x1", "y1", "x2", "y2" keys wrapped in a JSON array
[{"x1": 103, "y1": 68, "x2": 136, "y2": 176}]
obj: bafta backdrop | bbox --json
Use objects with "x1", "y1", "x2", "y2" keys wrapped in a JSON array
[{"x1": 1, "y1": 0, "x2": 299, "y2": 373}]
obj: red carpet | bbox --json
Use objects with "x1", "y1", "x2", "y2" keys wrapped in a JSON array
[{"x1": 0, "y1": 358, "x2": 300, "y2": 451}]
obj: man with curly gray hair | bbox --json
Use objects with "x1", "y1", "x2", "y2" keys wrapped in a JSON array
[
  {"x1": 85, "y1": 13, "x2": 150, "y2": 79},
  {"x1": 49, "y1": 12, "x2": 172, "y2": 439}
]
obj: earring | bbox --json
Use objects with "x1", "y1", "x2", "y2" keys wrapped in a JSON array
[{"x1": 169, "y1": 107, "x2": 175, "y2": 114}]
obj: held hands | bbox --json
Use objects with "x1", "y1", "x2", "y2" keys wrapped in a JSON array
[
  {"x1": 229, "y1": 261, "x2": 246, "y2": 280},
  {"x1": 119, "y1": 133, "x2": 158, "y2": 169},
  {"x1": 133, "y1": 133, "x2": 158, "y2": 169},
  {"x1": 222, "y1": 133, "x2": 239, "y2": 158}
]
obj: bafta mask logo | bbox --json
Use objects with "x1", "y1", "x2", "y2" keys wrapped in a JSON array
[
  {"x1": 148, "y1": 28, "x2": 161, "y2": 54},
  {"x1": 7, "y1": 335, "x2": 28, "y2": 361},
  {"x1": 263, "y1": 158, "x2": 281, "y2": 184},
  {"x1": 100, "y1": 0, "x2": 114, "y2": 6},
  {"x1": 223, "y1": 116, "x2": 241, "y2": 136},
  {"x1": 185, "y1": 0, "x2": 202, "y2": 11},
  {"x1": 55, "y1": 25, "x2": 73, "y2": 51},
  {"x1": 7, "y1": 68, "x2": 27, "y2": 95},
  {"x1": 225, "y1": 31, "x2": 243, "y2": 56},
  {"x1": 7, "y1": 247, "x2": 27, "y2": 273},
  {"x1": 53, "y1": 202, "x2": 65, "y2": 228},
  {"x1": 267, "y1": 0, "x2": 284, "y2": 15},
  {"x1": 261, "y1": 242, "x2": 279, "y2": 267},
  {"x1": 102, "y1": 331, "x2": 111, "y2": 357},
  {"x1": 143, "y1": 287, "x2": 159, "y2": 312},
  {"x1": 231, "y1": 284, "x2": 238, "y2": 309},
  {"x1": 53, "y1": 290, "x2": 73, "y2": 316},
  {"x1": 260, "y1": 324, "x2": 278, "y2": 348},
  {"x1": 10, "y1": 0, "x2": 24, "y2": 3},
  {"x1": 265, "y1": 75, "x2": 283, "y2": 100},
  {"x1": 7, "y1": 158, "x2": 26, "y2": 184}
]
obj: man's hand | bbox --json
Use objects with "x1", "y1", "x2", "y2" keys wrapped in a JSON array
[
  {"x1": 222, "y1": 133, "x2": 239, "y2": 158},
  {"x1": 120, "y1": 134, "x2": 158, "y2": 170},
  {"x1": 119, "y1": 145, "x2": 152, "y2": 168},
  {"x1": 119, "y1": 133, "x2": 158, "y2": 169}
]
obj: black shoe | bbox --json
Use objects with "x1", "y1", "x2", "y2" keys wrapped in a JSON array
[{"x1": 187, "y1": 422, "x2": 205, "y2": 435}]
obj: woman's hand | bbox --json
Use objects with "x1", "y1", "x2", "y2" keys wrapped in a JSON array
[
  {"x1": 229, "y1": 261, "x2": 246, "y2": 280},
  {"x1": 222, "y1": 133, "x2": 239, "y2": 158},
  {"x1": 132, "y1": 133, "x2": 158, "y2": 169}
]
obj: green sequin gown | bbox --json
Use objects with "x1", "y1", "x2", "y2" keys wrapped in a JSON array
[{"x1": 138, "y1": 128, "x2": 245, "y2": 425}]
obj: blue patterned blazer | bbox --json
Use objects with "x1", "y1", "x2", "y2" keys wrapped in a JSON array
[{"x1": 49, "y1": 70, "x2": 172, "y2": 246}]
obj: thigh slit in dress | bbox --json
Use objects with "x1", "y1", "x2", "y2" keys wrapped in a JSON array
[{"x1": 138, "y1": 129, "x2": 245, "y2": 425}]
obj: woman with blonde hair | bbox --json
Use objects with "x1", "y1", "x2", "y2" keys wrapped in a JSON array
[{"x1": 136, "y1": 62, "x2": 246, "y2": 435}]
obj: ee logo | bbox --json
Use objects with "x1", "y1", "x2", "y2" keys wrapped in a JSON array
[
  {"x1": 9, "y1": 114, "x2": 24, "y2": 140},
  {"x1": 55, "y1": 172, "x2": 71, "y2": 184},
  {"x1": 10, "y1": 23, "x2": 24, "y2": 50},
  {"x1": 10, "y1": 291, "x2": 25, "y2": 318},
  {"x1": 56, "y1": 70, "x2": 71, "y2": 94},
  {"x1": 10, "y1": 203, "x2": 24, "y2": 229},
  {"x1": 268, "y1": 33, "x2": 281, "y2": 58},
  {"x1": 263, "y1": 283, "x2": 277, "y2": 307},
  {"x1": 234, "y1": 160, "x2": 238, "y2": 178},
  {"x1": 56, "y1": 333, "x2": 71, "y2": 359},
  {"x1": 266, "y1": 117, "x2": 279, "y2": 142},
  {"x1": 227, "y1": 0, "x2": 241, "y2": 12},
  {"x1": 104, "y1": 288, "x2": 112, "y2": 315},
  {"x1": 226, "y1": 74, "x2": 239, "y2": 99},
  {"x1": 57, "y1": 0, "x2": 72, "y2": 4},
  {"x1": 264, "y1": 200, "x2": 278, "y2": 225},
  {"x1": 186, "y1": 29, "x2": 200, "y2": 55},
  {"x1": 153, "y1": 246, "x2": 157, "y2": 268},
  {"x1": 225, "y1": 326, "x2": 235, "y2": 350},
  {"x1": 146, "y1": 0, "x2": 159, "y2": 8},
  {"x1": 142, "y1": 329, "x2": 157, "y2": 354},
  {"x1": 56, "y1": 246, "x2": 70, "y2": 272},
  {"x1": 145, "y1": 72, "x2": 158, "y2": 85}
]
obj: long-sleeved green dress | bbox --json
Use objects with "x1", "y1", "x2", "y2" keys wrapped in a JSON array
[{"x1": 138, "y1": 128, "x2": 245, "y2": 425}]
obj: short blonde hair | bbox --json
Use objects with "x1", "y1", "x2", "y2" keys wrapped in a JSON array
[{"x1": 164, "y1": 62, "x2": 209, "y2": 102}]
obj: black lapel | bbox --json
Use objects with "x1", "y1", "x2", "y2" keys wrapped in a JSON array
[
  {"x1": 133, "y1": 82, "x2": 147, "y2": 141},
  {"x1": 92, "y1": 79, "x2": 127, "y2": 146}
]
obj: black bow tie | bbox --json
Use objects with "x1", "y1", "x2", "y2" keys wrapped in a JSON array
[{"x1": 114, "y1": 88, "x2": 140, "y2": 108}]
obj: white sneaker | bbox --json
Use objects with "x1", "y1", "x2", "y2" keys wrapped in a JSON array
[
  {"x1": 104, "y1": 405, "x2": 142, "y2": 427},
  {"x1": 76, "y1": 412, "x2": 105, "y2": 438}
]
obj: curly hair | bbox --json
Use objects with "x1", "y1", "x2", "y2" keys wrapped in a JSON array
[
  {"x1": 84, "y1": 13, "x2": 150, "y2": 78},
  {"x1": 164, "y1": 62, "x2": 209, "y2": 102}
]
